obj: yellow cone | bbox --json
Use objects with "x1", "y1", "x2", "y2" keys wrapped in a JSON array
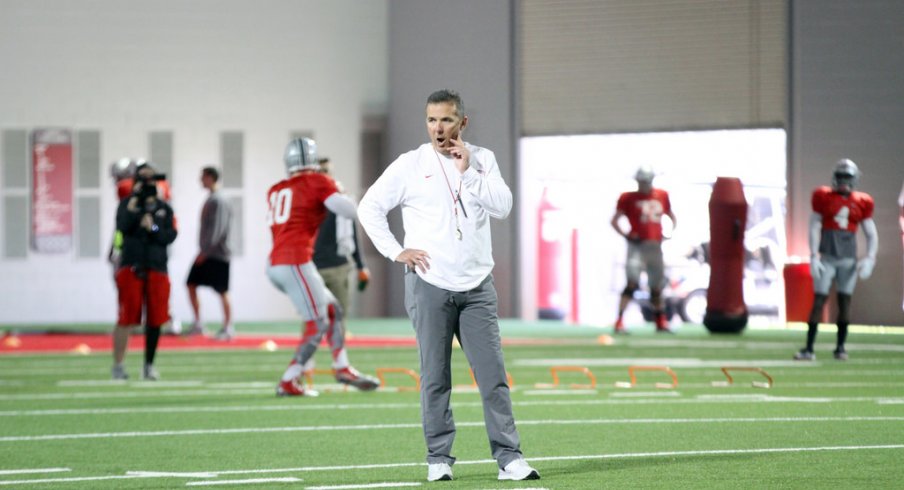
[
  {"x1": 72, "y1": 343, "x2": 92, "y2": 355},
  {"x1": 3, "y1": 336, "x2": 22, "y2": 348},
  {"x1": 597, "y1": 334, "x2": 614, "y2": 346}
]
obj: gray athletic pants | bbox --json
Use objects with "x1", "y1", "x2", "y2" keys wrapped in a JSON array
[
  {"x1": 404, "y1": 270, "x2": 523, "y2": 469},
  {"x1": 267, "y1": 262, "x2": 346, "y2": 367}
]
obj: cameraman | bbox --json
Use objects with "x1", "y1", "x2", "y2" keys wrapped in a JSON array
[{"x1": 112, "y1": 162, "x2": 178, "y2": 380}]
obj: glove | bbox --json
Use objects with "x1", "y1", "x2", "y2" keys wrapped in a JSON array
[
  {"x1": 857, "y1": 257, "x2": 875, "y2": 280},
  {"x1": 810, "y1": 256, "x2": 825, "y2": 281},
  {"x1": 357, "y1": 268, "x2": 370, "y2": 291}
]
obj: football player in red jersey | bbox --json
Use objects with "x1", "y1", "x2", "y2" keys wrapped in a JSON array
[
  {"x1": 611, "y1": 165, "x2": 677, "y2": 333},
  {"x1": 266, "y1": 137, "x2": 379, "y2": 396},
  {"x1": 794, "y1": 159, "x2": 878, "y2": 361}
]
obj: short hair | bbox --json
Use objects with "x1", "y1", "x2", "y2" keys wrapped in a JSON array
[
  {"x1": 202, "y1": 166, "x2": 220, "y2": 182},
  {"x1": 426, "y1": 89, "x2": 464, "y2": 118}
]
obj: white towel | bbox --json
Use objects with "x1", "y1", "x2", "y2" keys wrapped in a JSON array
[{"x1": 336, "y1": 215, "x2": 356, "y2": 257}]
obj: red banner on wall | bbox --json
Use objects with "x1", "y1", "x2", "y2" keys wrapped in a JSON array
[{"x1": 32, "y1": 128, "x2": 73, "y2": 254}]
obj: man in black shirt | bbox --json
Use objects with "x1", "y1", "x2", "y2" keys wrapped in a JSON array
[{"x1": 112, "y1": 162, "x2": 178, "y2": 380}]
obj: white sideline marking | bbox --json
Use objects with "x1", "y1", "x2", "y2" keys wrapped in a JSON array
[
  {"x1": 0, "y1": 468, "x2": 70, "y2": 475},
  {"x1": 523, "y1": 389, "x2": 598, "y2": 396},
  {"x1": 3, "y1": 417, "x2": 904, "y2": 443},
  {"x1": 0, "y1": 402, "x2": 422, "y2": 417},
  {"x1": 514, "y1": 358, "x2": 813, "y2": 368},
  {"x1": 305, "y1": 483, "x2": 420, "y2": 489},
  {"x1": 524, "y1": 444, "x2": 904, "y2": 463},
  {"x1": 0, "y1": 475, "x2": 142, "y2": 486},
  {"x1": 5, "y1": 394, "x2": 904, "y2": 418},
  {"x1": 610, "y1": 391, "x2": 680, "y2": 398},
  {"x1": 206, "y1": 382, "x2": 274, "y2": 389},
  {"x1": 129, "y1": 471, "x2": 217, "y2": 478},
  {"x1": 186, "y1": 477, "x2": 301, "y2": 486},
  {"x1": 2, "y1": 445, "x2": 901, "y2": 486},
  {"x1": 0, "y1": 388, "x2": 272, "y2": 401},
  {"x1": 57, "y1": 380, "x2": 204, "y2": 388}
]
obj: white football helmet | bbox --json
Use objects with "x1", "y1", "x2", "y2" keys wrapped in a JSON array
[
  {"x1": 832, "y1": 158, "x2": 860, "y2": 193},
  {"x1": 110, "y1": 158, "x2": 136, "y2": 181},
  {"x1": 284, "y1": 137, "x2": 319, "y2": 173},
  {"x1": 635, "y1": 164, "x2": 655, "y2": 182}
]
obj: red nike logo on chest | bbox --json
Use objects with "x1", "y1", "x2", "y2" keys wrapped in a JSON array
[{"x1": 424, "y1": 174, "x2": 434, "y2": 179}]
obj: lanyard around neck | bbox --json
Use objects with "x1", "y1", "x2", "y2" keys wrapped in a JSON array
[{"x1": 433, "y1": 149, "x2": 468, "y2": 219}]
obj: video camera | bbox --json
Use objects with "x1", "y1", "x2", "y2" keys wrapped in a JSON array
[{"x1": 133, "y1": 172, "x2": 166, "y2": 205}]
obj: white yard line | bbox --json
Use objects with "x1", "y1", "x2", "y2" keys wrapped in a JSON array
[
  {"x1": 186, "y1": 477, "x2": 301, "y2": 486},
  {"x1": 4, "y1": 395, "x2": 904, "y2": 417},
  {"x1": 0, "y1": 388, "x2": 272, "y2": 401},
  {"x1": 3, "y1": 417, "x2": 904, "y2": 443},
  {"x1": 129, "y1": 471, "x2": 217, "y2": 478},
  {"x1": 0, "y1": 468, "x2": 70, "y2": 475},
  {"x1": 609, "y1": 391, "x2": 681, "y2": 398},
  {"x1": 304, "y1": 483, "x2": 420, "y2": 490},
  {"x1": 513, "y1": 358, "x2": 818, "y2": 368},
  {"x1": 0, "y1": 475, "x2": 143, "y2": 486},
  {"x1": 522, "y1": 389, "x2": 599, "y2": 396},
  {"x1": 1, "y1": 445, "x2": 902, "y2": 487}
]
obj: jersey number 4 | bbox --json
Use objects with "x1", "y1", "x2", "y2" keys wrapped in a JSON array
[
  {"x1": 833, "y1": 206, "x2": 849, "y2": 229},
  {"x1": 267, "y1": 188, "x2": 293, "y2": 225}
]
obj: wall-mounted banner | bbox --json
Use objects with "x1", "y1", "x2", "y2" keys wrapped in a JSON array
[{"x1": 32, "y1": 128, "x2": 73, "y2": 254}]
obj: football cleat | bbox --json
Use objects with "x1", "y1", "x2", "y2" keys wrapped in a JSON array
[
  {"x1": 111, "y1": 364, "x2": 129, "y2": 380},
  {"x1": 498, "y1": 458, "x2": 540, "y2": 481},
  {"x1": 614, "y1": 318, "x2": 628, "y2": 334},
  {"x1": 793, "y1": 349, "x2": 815, "y2": 361},
  {"x1": 335, "y1": 366, "x2": 380, "y2": 391},
  {"x1": 276, "y1": 379, "x2": 319, "y2": 397},
  {"x1": 833, "y1": 349, "x2": 849, "y2": 361},
  {"x1": 427, "y1": 462, "x2": 453, "y2": 482},
  {"x1": 187, "y1": 322, "x2": 206, "y2": 336},
  {"x1": 215, "y1": 327, "x2": 235, "y2": 341},
  {"x1": 142, "y1": 364, "x2": 159, "y2": 381},
  {"x1": 655, "y1": 314, "x2": 672, "y2": 333}
]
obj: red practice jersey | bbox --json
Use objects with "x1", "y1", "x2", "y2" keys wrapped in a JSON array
[
  {"x1": 616, "y1": 188, "x2": 671, "y2": 242},
  {"x1": 267, "y1": 171, "x2": 339, "y2": 265},
  {"x1": 811, "y1": 186, "x2": 874, "y2": 232}
]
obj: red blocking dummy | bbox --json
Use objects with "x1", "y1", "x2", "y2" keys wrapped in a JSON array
[{"x1": 704, "y1": 177, "x2": 748, "y2": 333}]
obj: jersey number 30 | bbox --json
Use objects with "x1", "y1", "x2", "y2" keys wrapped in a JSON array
[{"x1": 267, "y1": 188, "x2": 293, "y2": 225}]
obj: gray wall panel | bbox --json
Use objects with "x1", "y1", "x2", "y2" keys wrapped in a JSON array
[
  {"x1": 2, "y1": 129, "x2": 28, "y2": 189},
  {"x1": 227, "y1": 196, "x2": 243, "y2": 257},
  {"x1": 149, "y1": 131, "x2": 173, "y2": 177},
  {"x1": 220, "y1": 131, "x2": 243, "y2": 189},
  {"x1": 3, "y1": 196, "x2": 27, "y2": 258},
  {"x1": 520, "y1": 0, "x2": 787, "y2": 135},
  {"x1": 77, "y1": 196, "x2": 100, "y2": 258},
  {"x1": 76, "y1": 130, "x2": 101, "y2": 189}
]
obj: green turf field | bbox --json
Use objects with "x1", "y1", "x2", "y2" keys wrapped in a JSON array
[{"x1": 1, "y1": 322, "x2": 903, "y2": 489}]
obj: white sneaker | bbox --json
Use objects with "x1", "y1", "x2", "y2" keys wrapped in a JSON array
[
  {"x1": 498, "y1": 458, "x2": 539, "y2": 481},
  {"x1": 188, "y1": 322, "x2": 206, "y2": 336},
  {"x1": 427, "y1": 462, "x2": 453, "y2": 482},
  {"x1": 163, "y1": 319, "x2": 182, "y2": 335},
  {"x1": 111, "y1": 364, "x2": 129, "y2": 380},
  {"x1": 142, "y1": 364, "x2": 159, "y2": 381}
]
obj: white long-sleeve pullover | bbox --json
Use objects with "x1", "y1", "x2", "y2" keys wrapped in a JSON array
[{"x1": 358, "y1": 142, "x2": 512, "y2": 292}]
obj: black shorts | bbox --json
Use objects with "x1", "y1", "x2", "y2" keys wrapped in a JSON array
[{"x1": 186, "y1": 258, "x2": 230, "y2": 293}]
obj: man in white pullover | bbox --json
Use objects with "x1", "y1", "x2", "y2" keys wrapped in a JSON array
[{"x1": 358, "y1": 89, "x2": 539, "y2": 483}]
